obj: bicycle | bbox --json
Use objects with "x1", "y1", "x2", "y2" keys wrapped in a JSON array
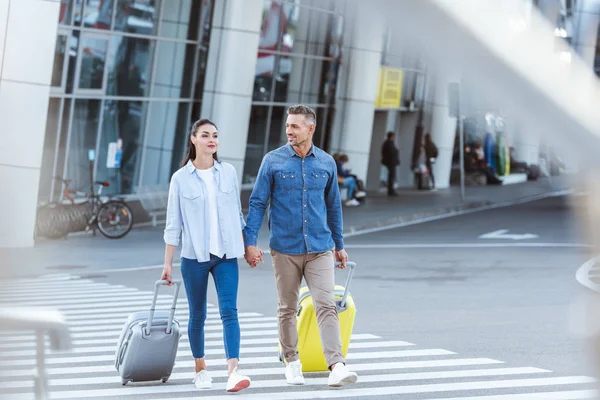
[{"x1": 36, "y1": 177, "x2": 134, "y2": 239}]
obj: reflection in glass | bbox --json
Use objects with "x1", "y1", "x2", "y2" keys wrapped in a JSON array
[
  {"x1": 51, "y1": 35, "x2": 68, "y2": 87},
  {"x1": 267, "y1": 106, "x2": 286, "y2": 151},
  {"x1": 139, "y1": 101, "x2": 179, "y2": 186},
  {"x1": 67, "y1": 99, "x2": 101, "y2": 192},
  {"x1": 107, "y1": 36, "x2": 151, "y2": 97},
  {"x1": 152, "y1": 41, "x2": 194, "y2": 98},
  {"x1": 242, "y1": 106, "x2": 269, "y2": 184},
  {"x1": 259, "y1": 1, "x2": 300, "y2": 54},
  {"x1": 58, "y1": 0, "x2": 74, "y2": 25},
  {"x1": 97, "y1": 100, "x2": 147, "y2": 194},
  {"x1": 73, "y1": 0, "x2": 113, "y2": 30},
  {"x1": 78, "y1": 36, "x2": 108, "y2": 90},
  {"x1": 115, "y1": 0, "x2": 158, "y2": 36},
  {"x1": 39, "y1": 99, "x2": 62, "y2": 202}
]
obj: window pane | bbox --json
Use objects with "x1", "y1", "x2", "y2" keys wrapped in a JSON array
[
  {"x1": 299, "y1": 57, "x2": 324, "y2": 104},
  {"x1": 242, "y1": 106, "x2": 269, "y2": 184},
  {"x1": 96, "y1": 100, "x2": 148, "y2": 194},
  {"x1": 66, "y1": 99, "x2": 101, "y2": 192},
  {"x1": 39, "y1": 99, "x2": 63, "y2": 202},
  {"x1": 51, "y1": 35, "x2": 68, "y2": 87},
  {"x1": 52, "y1": 99, "x2": 72, "y2": 199},
  {"x1": 253, "y1": 55, "x2": 276, "y2": 101},
  {"x1": 107, "y1": 36, "x2": 152, "y2": 97},
  {"x1": 78, "y1": 35, "x2": 108, "y2": 90},
  {"x1": 58, "y1": 0, "x2": 74, "y2": 25},
  {"x1": 151, "y1": 41, "x2": 195, "y2": 98},
  {"x1": 267, "y1": 106, "x2": 286, "y2": 151},
  {"x1": 74, "y1": 0, "x2": 114, "y2": 30},
  {"x1": 115, "y1": 0, "x2": 159, "y2": 36},
  {"x1": 139, "y1": 101, "x2": 180, "y2": 186}
]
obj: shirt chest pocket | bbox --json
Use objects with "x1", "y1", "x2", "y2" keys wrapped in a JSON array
[
  {"x1": 275, "y1": 171, "x2": 297, "y2": 190},
  {"x1": 309, "y1": 169, "x2": 329, "y2": 190},
  {"x1": 181, "y1": 190, "x2": 203, "y2": 211}
]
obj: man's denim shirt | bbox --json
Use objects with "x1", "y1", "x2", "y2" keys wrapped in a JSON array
[
  {"x1": 244, "y1": 144, "x2": 344, "y2": 255},
  {"x1": 164, "y1": 160, "x2": 246, "y2": 262}
]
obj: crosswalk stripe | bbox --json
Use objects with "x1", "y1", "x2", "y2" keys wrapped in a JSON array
[
  {"x1": 67, "y1": 316, "x2": 277, "y2": 328},
  {"x1": 0, "y1": 333, "x2": 381, "y2": 350},
  {"x1": 66, "y1": 320, "x2": 277, "y2": 332},
  {"x1": 0, "y1": 357, "x2": 504, "y2": 379},
  {"x1": 0, "y1": 287, "x2": 138, "y2": 299},
  {"x1": 59, "y1": 304, "x2": 204, "y2": 316},
  {"x1": 161, "y1": 388, "x2": 600, "y2": 400},
  {"x1": 11, "y1": 293, "x2": 183, "y2": 306},
  {"x1": 0, "y1": 348, "x2": 454, "y2": 367},
  {"x1": 0, "y1": 323, "x2": 278, "y2": 344},
  {"x1": 63, "y1": 310, "x2": 256, "y2": 321},
  {"x1": 0, "y1": 367, "x2": 549, "y2": 391},
  {"x1": 0, "y1": 339, "x2": 412, "y2": 358},
  {"x1": 25, "y1": 375, "x2": 597, "y2": 399}
]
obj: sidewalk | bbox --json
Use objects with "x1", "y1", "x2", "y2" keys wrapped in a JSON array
[{"x1": 0, "y1": 177, "x2": 569, "y2": 278}]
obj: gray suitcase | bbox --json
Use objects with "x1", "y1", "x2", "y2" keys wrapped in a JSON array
[{"x1": 115, "y1": 279, "x2": 183, "y2": 385}]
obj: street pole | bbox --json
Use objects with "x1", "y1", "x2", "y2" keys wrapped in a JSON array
[{"x1": 459, "y1": 115, "x2": 465, "y2": 201}]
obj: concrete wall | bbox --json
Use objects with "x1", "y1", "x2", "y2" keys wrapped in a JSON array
[{"x1": 0, "y1": 0, "x2": 59, "y2": 247}]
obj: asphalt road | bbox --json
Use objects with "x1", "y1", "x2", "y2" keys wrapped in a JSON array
[{"x1": 1, "y1": 195, "x2": 597, "y2": 399}]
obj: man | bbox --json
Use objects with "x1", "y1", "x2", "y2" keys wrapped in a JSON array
[
  {"x1": 243, "y1": 105, "x2": 358, "y2": 388},
  {"x1": 381, "y1": 131, "x2": 400, "y2": 196}
]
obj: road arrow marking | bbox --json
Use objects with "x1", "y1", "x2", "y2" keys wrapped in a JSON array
[{"x1": 479, "y1": 229, "x2": 539, "y2": 240}]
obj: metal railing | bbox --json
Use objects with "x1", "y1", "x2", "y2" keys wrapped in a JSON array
[{"x1": 0, "y1": 307, "x2": 72, "y2": 400}]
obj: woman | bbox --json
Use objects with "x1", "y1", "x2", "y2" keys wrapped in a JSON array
[{"x1": 161, "y1": 119, "x2": 251, "y2": 392}]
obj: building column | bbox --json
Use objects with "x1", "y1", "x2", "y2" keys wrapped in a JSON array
[
  {"x1": 0, "y1": 0, "x2": 59, "y2": 247},
  {"x1": 426, "y1": 70, "x2": 460, "y2": 189},
  {"x1": 201, "y1": 0, "x2": 263, "y2": 180},
  {"x1": 330, "y1": 0, "x2": 384, "y2": 184}
]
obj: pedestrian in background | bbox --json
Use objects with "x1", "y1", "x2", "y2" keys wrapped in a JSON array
[
  {"x1": 243, "y1": 104, "x2": 359, "y2": 388},
  {"x1": 424, "y1": 133, "x2": 439, "y2": 190},
  {"x1": 161, "y1": 119, "x2": 251, "y2": 393},
  {"x1": 381, "y1": 131, "x2": 400, "y2": 196},
  {"x1": 334, "y1": 153, "x2": 366, "y2": 206}
]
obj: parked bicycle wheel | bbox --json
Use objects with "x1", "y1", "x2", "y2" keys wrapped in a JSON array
[
  {"x1": 96, "y1": 200, "x2": 133, "y2": 239},
  {"x1": 36, "y1": 203, "x2": 70, "y2": 239}
]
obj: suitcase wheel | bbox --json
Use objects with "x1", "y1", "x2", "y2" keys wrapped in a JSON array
[
  {"x1": 161, "y1": 378, "x2": 168, "y2": 383},
  {"x1": 121, "y1": 380, "x2": 129, "y2": 386}
]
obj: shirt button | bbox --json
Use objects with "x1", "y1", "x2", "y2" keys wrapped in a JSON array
[{"x1": 304, "y1": 234, "x2": 307, "y2": 237}]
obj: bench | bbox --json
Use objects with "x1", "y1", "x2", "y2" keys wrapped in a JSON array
[{"x1": 136, "y1": 185, "x2": 169, "y2": 227}]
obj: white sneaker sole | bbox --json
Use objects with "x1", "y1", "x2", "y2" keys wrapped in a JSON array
[
  {"x1": 227, "y1": 378, "x2": 251, "y2": 392},
  {"x1": 194, "y1": 383, "x2": 213, "y2": 390},
  {"x1": 328, "y1": 373, "x2": 358, "y2": 388}
]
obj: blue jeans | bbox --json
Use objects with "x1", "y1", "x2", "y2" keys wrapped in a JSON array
[
  {"x1": 342, "y1": 176, "x2": 357, "y2": 199},
  {"x1": 180, "y1": 255, "x2": 240, "y2": 360}
]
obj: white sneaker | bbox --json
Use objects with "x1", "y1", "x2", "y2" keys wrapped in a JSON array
[
  {"x1": 355, "y1": 191, "x2": 366, "y2": 198},
  {"x1": 285, "y1": 360, "x2": 305, "y2": 385},
  {"x1": 344, "y1": 198, "x2": 360, "y2": 207},
  {"x1": 226, "y1": 367, "x2": 251, "y2": 393},
  {"x1": 328, "y1": 362, "x2": 358, "y2": 387},
  {"x1": 193, "y1": 370, "x2": 212, "y2": 389}
]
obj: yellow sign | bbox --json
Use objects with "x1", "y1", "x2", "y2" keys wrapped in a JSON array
[{"x1": 376, "y1": 67, "x2": 403, "y2": 108}]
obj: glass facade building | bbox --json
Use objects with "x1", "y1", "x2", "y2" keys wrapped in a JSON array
[{"x1": 39, "y1": 0, "x2": 342, "y2": 200}]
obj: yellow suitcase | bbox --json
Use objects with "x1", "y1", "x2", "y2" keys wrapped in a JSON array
[{"x1": 279, "y1": 261, "x2": 356, "y2": 372}]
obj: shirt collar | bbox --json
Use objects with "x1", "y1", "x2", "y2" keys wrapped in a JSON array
[
  {"x1": 285, "y1": 144, "x2": 316, "y2": 158},
  {"x1": 185, "y1": 159, "x2": 222, "y2": 173}
]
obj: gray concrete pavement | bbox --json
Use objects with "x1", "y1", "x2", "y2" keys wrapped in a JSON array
[
  {"x1": 0, "y1": 176, "x2": 570, "y2": 279},
  {"x1": 1, "y1": 194, "x2": 597, "y2": 399}
]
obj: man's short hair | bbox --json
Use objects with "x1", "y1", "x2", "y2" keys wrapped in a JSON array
[
  {"x1": 287, "y1": 104, "x2": 316, "y2": 125},
  {"x1": 386, "y1": 131, "x2": 395, "y2": 139}
]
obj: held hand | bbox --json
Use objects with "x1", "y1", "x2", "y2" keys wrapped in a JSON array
[
  {"x1": 245, "y1": 246, "x2": 264, "y2": 268},
  {"x1": 161, "y1": 265, "x2": 173, "y2": 285},
  {"x1": 334, "y1": 249, "x2": 348, "y2": 269}
]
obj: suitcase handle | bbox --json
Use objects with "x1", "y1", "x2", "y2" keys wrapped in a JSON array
[
  {"x1": 145, "y1": 280, "x2": 182, "y2": 336},
  {"x1": 335, "y1": 260, "x2": 356, "y2": 310}
]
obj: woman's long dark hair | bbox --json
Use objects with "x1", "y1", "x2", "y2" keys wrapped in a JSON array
[{"x1": 181, "y1": 118, "x2": 219, "y2": 166}]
